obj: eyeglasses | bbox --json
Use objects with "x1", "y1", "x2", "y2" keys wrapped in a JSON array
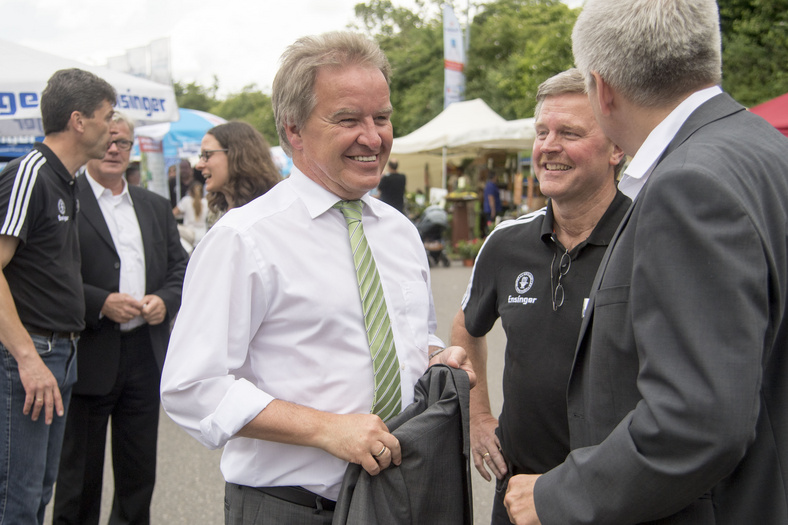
[
  {"x1": 551, "y1": 250, "x2": 571, "y2": 311},
  {"x1": 110, "y1": 139, "x2": 134, "y2": 151},
  {"x1": 199, "y1": 149, "x2": 228, "y2": 162}
]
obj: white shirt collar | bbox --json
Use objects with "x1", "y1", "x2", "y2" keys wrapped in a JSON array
[
  {"x1": 287, "y1": 166, "x2": 381, "y2": 219},
  {"x1": 619, "y1": 85, "x2": 723, "y2": 200},
  {"x1": 85, "y1": 169, "x2": 133, "y2": 204}
]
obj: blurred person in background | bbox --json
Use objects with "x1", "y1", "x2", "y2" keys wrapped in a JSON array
[
  {"x1": 173, "y1": 182, "x2": 209, "y2": 251},
  {"x1": 195, "y1": 121, "x2": 281, "y2": 222}
]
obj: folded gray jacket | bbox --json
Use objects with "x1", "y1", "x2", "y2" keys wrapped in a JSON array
[{"x1": 333, "y1": 364, "x2": 472, "y2": 525}]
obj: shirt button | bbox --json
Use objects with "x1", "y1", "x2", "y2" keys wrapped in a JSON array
[{"x1": 114, "y1": 262, "x2": 120, "y2": 269}]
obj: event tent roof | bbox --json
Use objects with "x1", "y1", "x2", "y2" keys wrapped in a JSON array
[
  {"x1": 0, "y1": 39, "x2": 178, "y2": 137},
  {"x1": 391, "y1": 98, "x2": 535, "y2": 155},
  {"x1": 749, "y1": 92, "x2": 788, "y2": 137}
]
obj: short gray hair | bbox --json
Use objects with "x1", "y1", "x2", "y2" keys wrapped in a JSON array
[
  {"x1": 272, "y1": 31, "x2": 391, "y2": 156},
  {"x1": 112, "y1": 111, "x2": 135, "y2": 136},
  {"x1": 572, "y1": 0, "x2": 722, "y2": 108},
  {"x1": 534, "y1": 68, "x2": 587, "y2": 120}
]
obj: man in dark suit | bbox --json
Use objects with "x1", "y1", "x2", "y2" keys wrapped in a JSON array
[
  {"x1": 53, "y1": 112, "x2": 187, "y2": 525},
  {"x1": 504, "y1": 1, "x2": 788, "y2": 524}
]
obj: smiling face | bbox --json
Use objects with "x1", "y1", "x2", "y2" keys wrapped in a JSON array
[
  {"x1": 86, "y1": 119, "x2": 131, "y2": 193},
  {"x1": 533, "y1": 93, "x2": 623, "y2": 205},
  {"x1": 286, "y1": 64, "x2": 393, "y2": 200},
  {"x1": 196, "y1": 133, "x2": 230, "y2": 198}
]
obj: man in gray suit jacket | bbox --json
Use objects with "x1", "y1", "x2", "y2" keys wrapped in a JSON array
[
  {"x1": 505, "y1": 1, "x2": 788, "y2": 524},
  {"x1": 53, "y1": 112, "x2": 187, "y2": 524}
]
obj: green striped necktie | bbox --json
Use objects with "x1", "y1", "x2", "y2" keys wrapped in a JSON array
[{"x1": 333, "y1": 200, "x2": 402, "y2": 421}]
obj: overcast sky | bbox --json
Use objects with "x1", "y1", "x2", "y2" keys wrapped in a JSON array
[{"x1": 3, "y1": 0, "x2": 584, "y2": 97}]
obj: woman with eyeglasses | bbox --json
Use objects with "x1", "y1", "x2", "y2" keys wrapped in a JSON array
[{"x1": 195, "y1": 121, "x2": 281, "y2": 215}]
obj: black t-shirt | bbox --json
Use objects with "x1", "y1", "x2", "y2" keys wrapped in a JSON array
[
  {"x1": 462, "y1": 191, "x2": 630, "y2": 474},
  {"x1": 378, "y1": 172, "x2": 406, "y2": 213},
  {"x1": 0, "y1": 143, "x2": 85, "y2": 332}
]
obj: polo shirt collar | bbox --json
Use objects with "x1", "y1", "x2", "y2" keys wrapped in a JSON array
[
  {"x1": 539, "y1": 190, "x2": 630, "y2": 250},
  {"x1": 34, "y1": 142, "x2": 72, "y2": 185}
]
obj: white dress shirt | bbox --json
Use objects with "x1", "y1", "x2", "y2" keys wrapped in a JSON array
[
  {"x1": 161, "y1": 167, "x2": 443, "y2": 500},
  {"x1": 85, "y1": 172, "x2": 146, "y2": 331},
  {"x1": 619, "y1": 85, "x2": 723, "y2": 200}
]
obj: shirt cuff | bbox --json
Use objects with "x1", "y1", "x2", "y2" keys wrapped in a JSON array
[{"x1": 199, "y1": 379, "x2": 273, "y2": 448}]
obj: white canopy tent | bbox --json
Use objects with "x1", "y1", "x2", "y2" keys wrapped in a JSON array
[
  {"x1": 391, "y1": 99, "x2": 535, "y2": 187},
  {"x1": 0, "y1": 39, "x2": 178, "y2": 137}
]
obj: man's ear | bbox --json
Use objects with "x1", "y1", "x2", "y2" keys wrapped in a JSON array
[
  {"x1": 610, "y1": 144, "x2": 625, "y2": 166},
  {"x1": 591, "y1": 71, "x2": 615, "y2": 117},
  {"x1": 69, "y1": 110, "x2": 85, "y2": 133},
  {"x1": 284, "y1": 121, "x2": 303, "y2": 151}
]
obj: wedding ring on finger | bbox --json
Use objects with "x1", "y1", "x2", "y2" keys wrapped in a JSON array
[
  {"x1": 373, "y1": 445, "x2": 387, "y2": 459},
  {"x1": 35, "y1": 398, "x2": 44, "y2": 404},
  {"x1": 482, "y1": 452, "x2": 490, "y2": 460}
]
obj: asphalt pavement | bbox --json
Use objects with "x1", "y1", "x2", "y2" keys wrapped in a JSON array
[{"x1": 45, "y1": 261, "x2": 507, "y2": 524}]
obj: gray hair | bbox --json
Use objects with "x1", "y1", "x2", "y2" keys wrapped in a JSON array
[
  {"x1": 111, "y1": 111, "x2": 135, "y2": 136},
  {"x1": 272, "y1": 31, "x2": 391, "y2": 156},
  {"x1": 534, "y1": 68, "x2": 587, "y2": 120},
  {"x1": 40, "y1": 68, "x2": 117, "y2": 135},
  {"x1": 572, "y1": 0, "x2": 722, "y2": 108}
]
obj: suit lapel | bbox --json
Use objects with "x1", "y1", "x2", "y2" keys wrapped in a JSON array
[
  {"x1": 77, "y1": 175, "x2": 116, "y2": 253},
  {"x1": 129, "y1": 187, "x2": 154, "y2": 285}
]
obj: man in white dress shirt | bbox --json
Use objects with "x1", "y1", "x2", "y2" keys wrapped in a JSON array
[{"x1": 160, "y1": 31, "x2": 473, "y2": 524}]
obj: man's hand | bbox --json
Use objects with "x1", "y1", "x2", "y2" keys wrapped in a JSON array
[
  {"x1": 471, "y1": 412, "x2": 507, "y2": 481},
  {"x1": 18, "y1": 350, "x2": 64, "y2": 424},
  {"x1": 140, "y1": 294, "x2": 167, "y2": 326},
  {"x1": 315, "y1": 412, "x2": 402, "y2": 476},
  {"x1": 238, "y1": 401, "x2": 402, "y2": 477},
  {"x1": 505, "y1": 474, "x2": 542, "y2": 525},
  {"x1": 101, "y1": 293, "x2": 143, "y2": 324},
  {"x1": 430, "y1": 345, "x2": 477, "y2": 387}
]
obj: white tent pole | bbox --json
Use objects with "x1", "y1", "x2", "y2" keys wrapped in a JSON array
[{"x1": 442, "y1": 146, "x2": 448, "y2": 189}]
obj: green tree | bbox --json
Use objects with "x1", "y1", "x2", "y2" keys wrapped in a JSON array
[
  {"x1": 173, "y1": 77, "x2": 219, "y2": 112},
  {"x1": 210, "y1": 85, "x2": 278, "y2": 145},
  {"x1": 352, "y1": 0, "x2": 578, "y2": 135},
  {"x1": 719, "y1": 0, "x2": 788, "y2": 107},
  {"x1": 353, "y1": 0, "x2": 446, "y2": 136},
  {"x1": 466, "y1": 0, "x2": 578, "y2": 119}
]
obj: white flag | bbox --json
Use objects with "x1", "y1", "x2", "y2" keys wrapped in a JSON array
[{"x1": 443, "y1": 5, "x2": 466, "y2": 108}]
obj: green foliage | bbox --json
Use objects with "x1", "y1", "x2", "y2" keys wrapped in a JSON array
[
  {"x1": 719, "y1": 0, "x2": 788, "y2": 107},
  {"x1": 173, "y1": 78, "x2": 219, "y2": 112},
  {"x1": 352, "y1": 0, "x2": 447, "y2": 136},
  {"x1": 466, "y1": 0, "x2": 578, "y2": 120},
  {"x1": 351, "y1": 0, "x2": 578, "y2": 135},
  {"x1": 209, "y1": 85, "x2": 278, "y2": 146},
  {"x1": 173, "y1": 79, "x2": 278, "y2": 146}
]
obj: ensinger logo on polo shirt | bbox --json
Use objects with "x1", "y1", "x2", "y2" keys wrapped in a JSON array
[
  {"x1": 57, "y1": 198, "x2": 69, "y2": 222},
  {"x1": 509, "y1": 271, "x2": 537, "y2": 305}
]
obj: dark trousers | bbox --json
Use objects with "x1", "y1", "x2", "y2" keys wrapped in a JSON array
[
  {"x1": 53, "y1": 327, "x2": 161, "y2": 525},
  {"x1": 225, "y1": 484, "x2": 334, "y2": 525}
]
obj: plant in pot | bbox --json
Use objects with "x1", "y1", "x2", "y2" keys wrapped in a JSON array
[{"x1": 454, "y1": 238, "x2": 483, "y2": 265}]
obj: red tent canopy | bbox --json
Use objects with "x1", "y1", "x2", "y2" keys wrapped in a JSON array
[{"x1": 749, "y1": 92, "x2": 788, "y2": 137}]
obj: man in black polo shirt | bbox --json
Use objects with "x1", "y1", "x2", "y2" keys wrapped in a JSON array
[
  {"x1": 450, "y1": 69, "x2": 630, "y2": 525},
  {"x1": 0, "y1": 68, "x2": 116, "y2": 524}
]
